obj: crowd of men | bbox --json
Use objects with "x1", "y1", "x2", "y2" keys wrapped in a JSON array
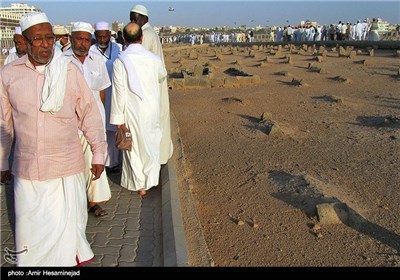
[
  {"x1": 158, "y1": 18, "x2": 387, "y2": 45},
  {"x1": 0, "y1": 4, "x2": 172, "y2": 266}
]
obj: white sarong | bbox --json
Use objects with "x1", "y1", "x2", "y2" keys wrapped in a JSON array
[{"x1": 14, "y1": 173, "x2": 94, "y2": 266}]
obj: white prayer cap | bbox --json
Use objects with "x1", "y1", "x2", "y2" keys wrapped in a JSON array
[
  {"x1": 72, "y1": 22, "x2": 94, "y2": 34},
  {"x1": 95, "y1": 21, "x2": 109, "y2": 31},
  {"x1": 15, "y1": 26, "x2": 22, "y2": 35},
  {"x1": 130, "y1": 4, "x2": 148, "y2": 17},
  {"x1": 19, "y1": 12, "x2": 50, "y2": 32},
  {"x1": 53, "y1": 25, "x2": 68, "y2": 35}
]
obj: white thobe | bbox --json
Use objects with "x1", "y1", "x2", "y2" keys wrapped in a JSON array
[
  {"x1": 65, "y1": 49, "x2": 112, "y2": 203},
  {"x1": 142, "y1": 22, "x2": 173, "y2": 164},
  {"x1": 110, "y1": 44, "x2": 166, "y2": 191},
  {"x1": 90, "y1": 41, "x2": 122, "y2": 168}
]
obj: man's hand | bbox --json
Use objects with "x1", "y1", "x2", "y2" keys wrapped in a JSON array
[
  {"x1": 90, "y1": 164, "x2": 105, "y2": 181},
  {"x1": 0, "y1": 170, "x2": 12, "y2": 185}
]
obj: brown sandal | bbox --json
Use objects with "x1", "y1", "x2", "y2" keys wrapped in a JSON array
[{"x1": 89, "y1": 204, "x2": 108, "y2": 217}]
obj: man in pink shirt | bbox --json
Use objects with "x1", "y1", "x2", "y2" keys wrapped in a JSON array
[{"x1": 0, "y1": 12, "x2": 106, "y2": 266}]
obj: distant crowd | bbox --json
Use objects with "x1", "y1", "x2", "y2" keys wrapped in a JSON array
[{"x1": 159, "y1": 18, "x2": 400, "y2": 45}]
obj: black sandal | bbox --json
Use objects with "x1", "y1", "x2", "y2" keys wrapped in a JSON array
[{"x1": 89, "y1": 204, "x2": 108, "y2": 217}]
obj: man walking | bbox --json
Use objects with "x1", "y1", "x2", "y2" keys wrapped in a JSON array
[
  {"x1": 65, "y1": 21, "x2": 111, "y2": 217},
  {"x1": 110, "y1": 22, "x2": 166, "y2": 196},
  {"x1": 130, "y1": 4, "x2": 173, "y2": 165},
  {"x1": 90, "y1": 21, "x2": 122, "y2": 175},
  {"x1": 0, "y1": 12, "x2": 106, "y2": 266}
]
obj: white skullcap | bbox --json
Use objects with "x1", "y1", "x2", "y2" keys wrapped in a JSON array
[
  {"x1": 72, "y1": 22, "x2": 94, "y2": 34},
  {"x1": 15, "y1": 26, "x2": 22, "y2": 35},
  {"x1": 130, "y1": 4, "x2": 148, "y2": 17},
  {"x1": 20, "y1": 12, "x2": 50, "y2": 32},
  {"x1": 95, "y1": 21, "x2": 109, "y2": 31},
  {"x1": 53, "y1": 25, "x2": 68, "y2": 35}
]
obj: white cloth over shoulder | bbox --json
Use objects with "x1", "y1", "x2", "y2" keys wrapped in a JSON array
[
  {"x1": 40, "y1": 46, "x2": 71, "y2": 113},
  {"x1": 118, "y1": 51, "x2": 144, "y2": 100}
]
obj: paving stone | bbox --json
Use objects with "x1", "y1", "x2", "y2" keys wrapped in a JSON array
[
  {"x1": 108, "y1": 237, "x2": 138, "y2": 246},
  {"x1": 101, "y1": 254, "x2": 119, "y2": 267},
  {"x1": 91, "y1": 245, "x2": 121, "y2": 255},
  {"x1": 109, "y1": 226, "x2": 125, "y2": 239},
  {"x1": 119, "y1": 244, "x2": 137, "y2": 262}
]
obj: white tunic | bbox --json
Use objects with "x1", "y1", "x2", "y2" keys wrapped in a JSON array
[
  {"x1": 89, "y1": 42, "x2": 122, "y2": 132},
  {"x1": 142, "y1": 22, "x2": 173, "y2": 164},
  {"x1": 90, "y1": 41, "x2": 122, "y2": 168},
  {"x1": 65, "y1": 49, "x2": 112, "y2": 203},
  {"x1": 110, "y1": 44, "x2": 166, "y2": 191}
]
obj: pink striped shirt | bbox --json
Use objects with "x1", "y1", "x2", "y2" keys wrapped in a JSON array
[{"x1": 0, "y1": 55, "x2": 107, "y2": 181}]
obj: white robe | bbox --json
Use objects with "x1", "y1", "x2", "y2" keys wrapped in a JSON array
[
  {"x1": 14, "y1": 173, "x2": 94, "y2": 266},
  {"x1": 142, "y1": 22, "x2": 173, "y2": 164},
  {"x1": 65, "y1": 49, "x2": 112, "y2": 203},
  {"x1": 90, "y1": 42, "x2": 122, "y2": 168},
  {"x1": 110, "y1": 44, "x2": 166, "y2": 191}
]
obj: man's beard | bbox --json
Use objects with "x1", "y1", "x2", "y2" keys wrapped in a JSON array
[{"x1": 74, "y1": 49, "x2": 88, "y2": 57}]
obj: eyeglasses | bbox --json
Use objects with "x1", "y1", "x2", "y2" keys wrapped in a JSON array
[{"x1": 25, "y1": 35, "x2": 56, "y2": 47}]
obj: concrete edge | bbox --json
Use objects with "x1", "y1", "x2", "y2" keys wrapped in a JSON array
[
  {"x1": 167, "y1": 112, "x2": 214, "y2": 267},
  {"x1": 161, "y1": 121, "x2": 189, "y2": 267}
]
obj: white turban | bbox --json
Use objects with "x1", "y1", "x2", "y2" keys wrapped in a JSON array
[
  {"x1": 20, "y1": 12, "x2": 50, "y2": 32},
  {"x1": 15, "y1": 26, "x2": 22, "y2": 35},
  {"x1": 130, "y1": 4, "x2": 148, "y2": 17},
  {"x1": 72, "y1": 22, "x2": 94, "y2": 34},
  {"x1": 94, "y1": 21, "x2": 109, "y2": 31}
]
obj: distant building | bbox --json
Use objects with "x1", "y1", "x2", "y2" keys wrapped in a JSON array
[
  {"x1": 0, "y1": 3, "x2": 41, "y2": 49},
  {"x1": 377, "y1": 18, "x2": 390, "y2": 34}
]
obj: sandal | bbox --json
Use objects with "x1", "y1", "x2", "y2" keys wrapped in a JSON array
[{"x1": 89, "y1": 204, "x2": 108, "y2": 217}]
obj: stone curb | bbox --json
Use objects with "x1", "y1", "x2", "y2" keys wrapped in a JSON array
[{"x1": 161, "y1": 120, "x2": 189, "y2": 267}]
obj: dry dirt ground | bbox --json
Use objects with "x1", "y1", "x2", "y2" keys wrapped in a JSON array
[{"x1": 163, "y1": 43, "x2": 400, "y2": 267}]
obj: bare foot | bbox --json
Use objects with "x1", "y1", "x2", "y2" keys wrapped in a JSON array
[{"x1": 138, "y1": 189, "x2": 147, "y2": 197}]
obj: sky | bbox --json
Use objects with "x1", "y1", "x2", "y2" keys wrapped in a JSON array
[{"x1": 2, "y1": 0, "x2": 400, "y2": 28}]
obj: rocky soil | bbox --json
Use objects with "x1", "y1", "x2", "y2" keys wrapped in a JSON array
[{"x1": 164, "y1": 42, "x2": 400, "y2": 267}]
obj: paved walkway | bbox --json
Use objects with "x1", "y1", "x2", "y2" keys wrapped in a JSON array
[
  {"x1": 0, "y1": 114, "x2": 192, "y2": 268},
  {"x1": 0, "y1": 170, "x2": 163, "y2": 267}
]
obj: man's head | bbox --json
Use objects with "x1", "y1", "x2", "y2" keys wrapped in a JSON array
[
  {"x1": 123, "y1": 22, "x2": 143, "y2": 45},
  {"x1": 94, "y1": 21, "x2": 111, "y2": 49},
  {"x1": 53, "y1": 25, "x2": 69, "y2": 48},
  {"x1": 130, "y1": 4, "x2": 148, "y2": 27},
  {"x1": 71, "y1": 22, "x2": 94, "y2": 58},
  {"x1": 20, "y1": 12, "x2": 55, "y2": 66},
  {"x1": 13, "y1": 26, "x2": 28, "y2": 57}
]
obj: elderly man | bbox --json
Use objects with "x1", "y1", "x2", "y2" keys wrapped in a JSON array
[
  {"x1": 110, "y1": 22, "x2": 166, "y2": 196},
  {"x1": 64, "y1": 21, "x2": 111, "y2": 217},
  {"x1": 0, "y1": 12, "x2": 106, "y2": 266},
  {"x1": 4, "y1": 26, "x2": 28, "y2": 65},
  {"x1": 130, "y1": 4, "x2": 173, "y2": 165},
  {"x1": 90, "y1": 21, "x2": 122, "y2": 175},
  {"x1": 53, "y1": 25, "x2": 71, "y2": 52}
]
